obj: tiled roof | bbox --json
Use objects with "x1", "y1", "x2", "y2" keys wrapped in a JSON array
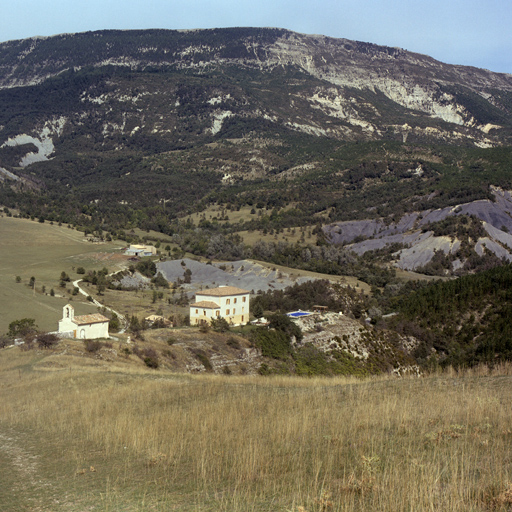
[
  {"x1": 197, "y1": 286, "x2": 249, "y2": 297},
  {"x1": 73, "y1": 314, "x2": 110, "y2": 325},
  {"x1": 190, "y1": 301, "x2": 221, "y2": 309}
]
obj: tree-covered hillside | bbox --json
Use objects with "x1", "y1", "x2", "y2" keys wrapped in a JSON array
[{"x1": 389, "y1": 263, "x2": 512, "y2": 367}]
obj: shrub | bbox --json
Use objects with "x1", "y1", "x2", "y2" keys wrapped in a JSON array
[
  {"x1": 143, "y1": 348, "x2": 159, "y2": 368},
  {"x1": 151, "y1": 272, "x2": 169, "y2": 288},
  {"x1": 226, "y1": 336, "x2": 240, "y2": 349},
  {"x1": 211, "y1": 317, "x2": 230, "y2": 332},
  {"x1": 268, "y1": 313, "x2": 303, "y2": 342},
  {"x1": 128, "y1": 315, "x2": 142, "y2": 333},
  {"x1": 136, "y1": 260, "x2": 157, "y2": 278},
  {"x1": 8, "y1": 318, "x2": 37, "y2": 339},
  {"x1": 193, "y1": 349, "x2": 212, "y2": 371},
  {"x1": 37, "y1": 333, "x2": 58, "y2": 349},
  {"x1": 85, "y1": 340, "x2": 102, "y2": 353},
  {"x1": 144, "y1": 356, "x2": 159, "y2": 368},
  {"x1": 294, "y1": 343, "x2": 330, "y2": 376},
  {"x1": 20, "y1": 338, "x2": 35, "y2": 351},
  {"x1": 250, "y1": 327, "x2": 292, "y2": 360},
  {"x1": 109, "y1": 314, "x2": 121, "y2": 332},
  {"x1": 199, "y1": 322, "x2": 210, "y2": 333},
  {"x1": 0, "y1": 335, "x2": 11, "y2": 348},
  {"x1": 258, "y1": 363, "x2": 272, "y2": 375}
]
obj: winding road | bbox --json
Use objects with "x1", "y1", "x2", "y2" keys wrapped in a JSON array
[{"x1": 72, "y1": 279, "x2": 128, "y2": 334}]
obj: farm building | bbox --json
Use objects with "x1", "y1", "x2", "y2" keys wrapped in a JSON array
[
  {"x1": 190, "y1": 286, "x2": 250, "y2": 326},
  {"x1": 124, "y1": 244, "x2": 157, "y2": 257},
  {"x1": 145, "y1": 315, "x2": 171, "y2": 327},
  {"x1": 58, "y1": 304, "x2": 109, "y2": 339}
]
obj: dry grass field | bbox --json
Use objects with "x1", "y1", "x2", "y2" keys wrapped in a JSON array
[
  {"x1": 183, "y1": 204, "x2": 257, "y2": 226},
  {"x1": 237, "y1": 227, "x2": 317, "y2": 247},
  {"x1": 0, "y1": 216, "x2": 126, "y2": 333},
  {"x1": 182, "y1": 204, "x2": 320, "y2": 247},
  {"x1": 1, "y1": 344, "x2": 511, "y2": 512},
  {"x1": 251, "y1": 260, "x2": 372, "y2": 294}
]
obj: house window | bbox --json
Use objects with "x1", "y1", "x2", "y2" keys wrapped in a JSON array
[
  {"x1": 226, "y1": 309, "x2": 230, "y2": 315},
  {"x1": 216, "y1": 311, "x2": 220, "y2": 317},
  {"x1": 195, "y1": 309, "x2": 198, "y2": 314},
  {"x1": 234, "y1": 298, "x2": 237, "y2": 304},
  {"x1": 203, "y1": 311, "x2": 206, "y2": 316},
  {"x1": 242, "y1": 297, "x2": 246, "y2": 303},
  {"x1": 241, "y1": 315, "x2": 244, "y2": 322},
  {"x1": 226, "y1": 299, "x2": 230, "y2": 305},
  {"x1": 242, "y1": 307, "x2": 244, "y2": 313},
  {"x1": 233, "y1": 308, "x2": 236, "y2": 314}
]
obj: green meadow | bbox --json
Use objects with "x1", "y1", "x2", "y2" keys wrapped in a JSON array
[{"x1": 0, "y1": 216, "x2": 126, "y2": 333}]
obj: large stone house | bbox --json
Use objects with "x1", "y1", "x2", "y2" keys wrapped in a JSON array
[
  {"x1": 58, "y1": 304, "x2": 109, "y2": 339},
  {"x1": 190, "y1": 286, "x2": 250, "y2": 326}
]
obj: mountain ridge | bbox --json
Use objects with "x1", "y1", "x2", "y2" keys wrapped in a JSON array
[
  {"x1": 1, "y1": 28, "x2": 512, "y2": 277},
  {"x1": 1, "y1": 28, "x2": 512, "y2": 150}
]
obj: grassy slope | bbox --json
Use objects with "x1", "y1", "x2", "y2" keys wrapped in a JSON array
[
  {"x1": 0, "y1": 216, "x2": 126, "y2": 333},
  {"x1": 1, "y1": 347, "x2": 511, "y2": 511}
]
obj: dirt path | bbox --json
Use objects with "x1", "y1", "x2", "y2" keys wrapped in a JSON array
[
  {"x1": 0, "y1": 428, "x2": 54, "y2": 511},
  {"x1": 72, "y1": 278, "x2": 128, "y2": 333}
]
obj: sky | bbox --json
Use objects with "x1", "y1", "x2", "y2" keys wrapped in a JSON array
[{"x1": 1, "y1": 0, "x2": 511, "y2": 74}]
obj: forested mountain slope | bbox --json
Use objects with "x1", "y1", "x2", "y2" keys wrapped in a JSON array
[{"x1": 1, "y1": 28, "x2": 512, "y2": 275}]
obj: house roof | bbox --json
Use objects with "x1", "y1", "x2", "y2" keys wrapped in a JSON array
[
  {"x1": 197, "y1": 286, "x2": 249, "y2": 297},
  {"x1": 73, "y1": 314, "x2": 110, "y2": 325},
  {"x1": 145, "y1": 315, "x2": 166, "y2": 321},
  {"x1": 190, "y1": 300, "x2": 221, "y2": 309}
]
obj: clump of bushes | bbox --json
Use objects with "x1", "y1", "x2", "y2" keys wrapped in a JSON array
[
  {"x1": 167, "y1": 336, "x2": 178, "y2": 345},
  {"x1": 84, "y1": 340, "x2": 103, "y2": 353},
  {"x1": 37, "y1": 333, "x2": 59, "y2": 349},
  {"x1": 199, "y1": 323, "x2": 210, "y2": 333},
  {"x1": 226, "y1": 336, "x2": 240, "y2": 349},
  {"x1": 132, "y1": 345, "x2": 159, "y2": 368},
  {"x1": 251, "y1": 328, "x2": 292, "y2": 360},
  {"x1": 193, "y1": 349, "x2": 212, "y2": 371},
  {"x1": 211, "y1": 317, "x2": 230, "y2": 332},
  {"x1": 144, "y1": 352, "x2": 159, "y2": 368}
]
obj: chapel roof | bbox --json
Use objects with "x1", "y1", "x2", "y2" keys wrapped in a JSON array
[{"x1": 73, "y1": 314, "x2": 110, "y2": 325}]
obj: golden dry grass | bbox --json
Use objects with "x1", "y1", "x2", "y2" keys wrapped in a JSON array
[
  {"x1": 237, "y1": 227, "x2": 317, "y2": 247},
  {"x1": 183, "y1": 205, "x2": 257, "y2": 226},
  {"x1": 1, "y1": 346, "x2": 511, "y2": 511}
]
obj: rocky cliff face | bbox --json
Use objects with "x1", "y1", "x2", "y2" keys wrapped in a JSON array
[{"x1": 0, "y1": 28, "x2": 511, "y2": 152}]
